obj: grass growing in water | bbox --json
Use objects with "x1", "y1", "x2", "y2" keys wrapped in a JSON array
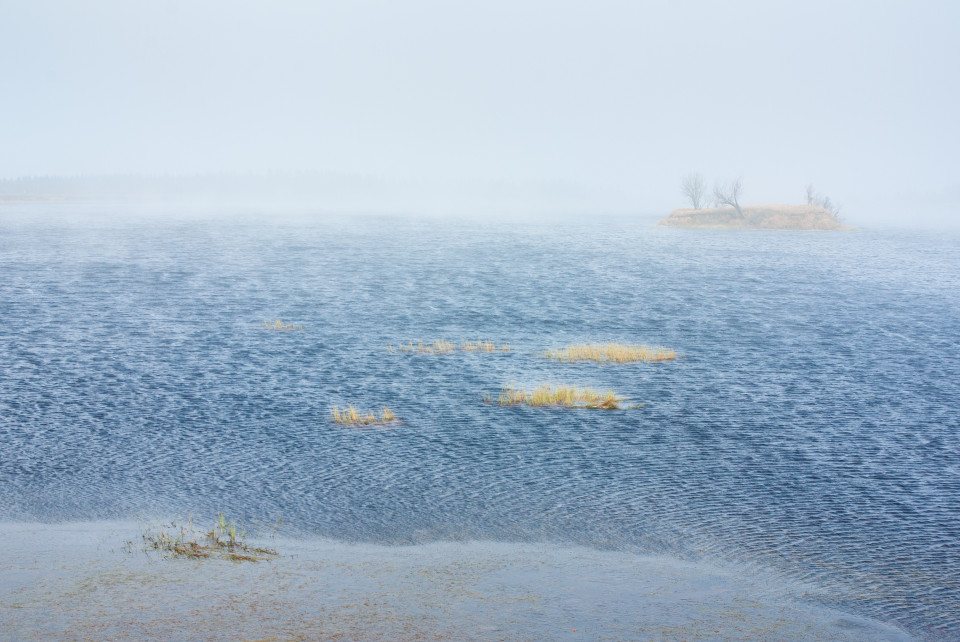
[
  {"x1": 544, "y1": 343, "x2": 676, "y2": 363},
  {"x1": 483, "y1": 384, "x2": 632, "y2": 410},
  {"x1": 331, "y1": 405, "x2": 399, "y2": 426},
  {"x1": 389, "y1": 339, "x2": 510, "y2": 353},
  {"x1": 263, "y1": 319, "x2": 303, "y2": 331},
  {"x1": 140, "y1": 513, "x2": 278, "y2": 562}
]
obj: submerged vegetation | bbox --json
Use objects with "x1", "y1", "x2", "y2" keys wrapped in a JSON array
[
  {"x1": 544, "y1": 343, "x2": 676, "y2": 363},
  {"x1": 483, "y1": 384, "x2": 637, "y2": 410},
  {"x1": 389, "y1": 339, "x2": 510, "y2": 354},
  {"x1": 140, "y1": 513, "x2": 278, "y2": 562},
  {"x1": 460, "y1": 340, "x2": 511, "y2": 352},
  {"x1": 331, "y1": 405, "x2": 399, "y2": 426},
  {"x1": 390, "y1": 339, "x2": 456, "y2": 354},
  {"x1": 262, "y1": 319, "x2": 303, "y2": 331}
]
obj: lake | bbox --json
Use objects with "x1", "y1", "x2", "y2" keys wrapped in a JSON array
[{"x1": 1, "y1": 206, "x2": 958, "y2": 637}]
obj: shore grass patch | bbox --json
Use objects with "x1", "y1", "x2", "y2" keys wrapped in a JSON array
[
  {"x1": 544, "y1": 343, "x2": 676, "y2": 363},
  {"x1": 483, "y1": 384, "x2": 632, "y2": 410},
  {"x1": 331, "y1": 405, "x2": 399, "y2": 426},
  {"x1": 140, "y1": 513, "x2": 278, "y2": 562}
]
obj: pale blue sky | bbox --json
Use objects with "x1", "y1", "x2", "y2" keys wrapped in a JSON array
[{"x1": 1, "y1": 0, "x2": 958, "y2": 223}]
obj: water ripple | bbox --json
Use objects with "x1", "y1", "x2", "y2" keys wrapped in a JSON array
[{"x1": 1, "y1": 211, "x2": 959, "y2": 637}]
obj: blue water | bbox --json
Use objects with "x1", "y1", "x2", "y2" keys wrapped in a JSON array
[{"x1": 1, "y1": 207, "x2": 959, "y2": 637}]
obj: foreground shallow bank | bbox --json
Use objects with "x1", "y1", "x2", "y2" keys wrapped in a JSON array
[
  {"x1": 659, "y1": 204, "x2": 853, "y2": 230},
  {"x1": 0, "y1": 521, "x2": 908, "y2": 640}
]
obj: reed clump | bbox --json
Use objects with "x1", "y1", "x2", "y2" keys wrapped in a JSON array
[
  {"x1": 544, "y1": 343, "x2": 676, "y2": 363},
  {"x1": 141, "y1": 513, "x2": 278, "y2": 562},
  {"x1": 483, "y1": 384, "x2": 627, "y2": 410},
  {"x1": 388, "y1": 339, "x2": 510, "y2": 354},
  {"x1": 263, "y1": 319, "x2": 303, "y2": 331},
  {"x1": 331, "y1": 405, "x2": 399, "y2": 426}
]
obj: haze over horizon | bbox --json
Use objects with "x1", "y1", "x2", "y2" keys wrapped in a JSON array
[{"x1": 2, "y1": 0, "x2": 958, "y2": 226}]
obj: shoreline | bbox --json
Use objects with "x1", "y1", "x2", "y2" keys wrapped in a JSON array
[{"x1": 0, "y1": 520, "x2": 910, "y2": 640}]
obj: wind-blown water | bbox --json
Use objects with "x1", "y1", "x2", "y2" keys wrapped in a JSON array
[{"x1": 1, "y1": 208, "x2": 958, "y2": 637}]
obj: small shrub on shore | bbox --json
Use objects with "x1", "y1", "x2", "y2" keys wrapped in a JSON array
[
  {"x1": 331, "y1": 405, "x2": 399, "y2": 426},
  {"x1": 263, "y1": 319, "x2": 303, "y2": 331},
  {"x1": 544, "y1": 343, "x2": 676, "y2": 363},
  {"x1": 483, "y1": 384, "x2": 629, "y2": 409}
]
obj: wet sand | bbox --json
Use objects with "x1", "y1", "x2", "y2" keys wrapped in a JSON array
[{"x1": 0, "y1": 521, "x2": 909, "y2": 640}]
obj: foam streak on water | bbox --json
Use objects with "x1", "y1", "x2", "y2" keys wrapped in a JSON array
[{"x1": 1, "y1": 208, "x2": 958, "y2": 637}]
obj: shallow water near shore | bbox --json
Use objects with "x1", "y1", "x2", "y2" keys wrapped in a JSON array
[
  {"x1": 0, "y1": 521, "x2": 908, "y2": 640},
  {"x1": 1, "y1": 206, "x2": 958, "y2": 637}
]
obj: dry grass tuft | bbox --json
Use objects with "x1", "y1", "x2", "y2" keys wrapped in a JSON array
[
  {"x1": 263, "y1": 319, "x2": 303, "y2": 331},
  {"x1": 389, "y1": 339, "x2": 510, "y2": 354},
  {"x1": 544, "y1": 343, "x2": 676, "y2": 364},
  {"x1": 331, "y1": 405, "x2": 399, "y2": 426},
  {"x1": 483, "y1": 384, "x2": 629, "y2": 409}
]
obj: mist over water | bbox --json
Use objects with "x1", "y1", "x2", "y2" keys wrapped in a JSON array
[
  {"x1": 3, "y1": 1, "x2": 960, "y2": 227},
  {"x1": 3, "y1": 1, "x2": 959, "y2": 637},
  {"x1": 1, "y1": 207, "x2": 958, "y2": 636}
]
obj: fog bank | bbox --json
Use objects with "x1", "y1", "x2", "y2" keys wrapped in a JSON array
[{"x1": 2, "y1": 1, "x2": 958, "y2": 226}]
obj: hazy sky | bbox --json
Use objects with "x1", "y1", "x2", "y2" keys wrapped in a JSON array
[{"x1": 2, "y1": 0, "x2": 958, "y2": 222}]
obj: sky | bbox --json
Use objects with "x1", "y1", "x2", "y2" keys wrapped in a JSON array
[{"x1": 1, "y1": 0, "x2": 958, "y2": 224}]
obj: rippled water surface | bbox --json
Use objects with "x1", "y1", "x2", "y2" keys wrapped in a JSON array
[{"x1": 2, "y1": 207, "x2": 959, "y2": 637}]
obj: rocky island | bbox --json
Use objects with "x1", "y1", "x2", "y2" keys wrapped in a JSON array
[{"x1": 658, "y1": 204, "x2": 852, "y2": 230}]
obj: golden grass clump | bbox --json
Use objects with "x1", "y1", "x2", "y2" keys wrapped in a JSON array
[
  {"x1": 544, "y1": 343, "x2": 676, "y2": 363},
  {"x1": 483, "y1": 384, "x2": 628, "y2": 410},
  {"x1": 389, "y1": 339, "x2": 510, "y2": 354},
  {"x1": 331, "y1": 405, "x2": 399, "y2": 426},
  {"x1": 263, "y1": 319, "x2": 303, "y2": 331}
]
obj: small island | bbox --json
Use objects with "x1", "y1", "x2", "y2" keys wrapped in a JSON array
[
  {"x1": 659, "y1": 175, "x2": 853, "y2": 230},
  {"x1": 659, "y1": 204, "x2": 852, "y2": 230}
]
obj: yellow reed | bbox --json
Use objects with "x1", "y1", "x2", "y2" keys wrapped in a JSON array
[
  {"x1": 543, "y1": 343, "x2": 675, "y2": 363},
  {"x1": 483, "y1": 384, "x2": 626, "y2": 409},
  {"x1": 331, "y1": 406, "x2": 399, "y2": 426}
]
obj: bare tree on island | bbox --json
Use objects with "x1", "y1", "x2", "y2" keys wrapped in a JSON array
[
  {"x1": 680, "y1": 173, "x2": 709, "y2": 209},
  {"x1": 714, "y1": 177, "x2": 744, "y2": 218},
  {"x1": 805, "y1": 183, "x2": 843, "y2": 221}
]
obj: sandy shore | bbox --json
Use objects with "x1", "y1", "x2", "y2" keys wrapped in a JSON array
[{"x1": 0, "y1": 521, "x2": 909, "y2": 640}]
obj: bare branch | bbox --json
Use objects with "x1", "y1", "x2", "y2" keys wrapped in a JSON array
[
  {"x1": 806, "y1": 183, "x2": 843, "y2": 221},
  {"x1": 680, "y1": 173, "x2": 708, "y2": 209},
  {"x1": 713, "y1": 177, "x2": 744, "y2": 217}
]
